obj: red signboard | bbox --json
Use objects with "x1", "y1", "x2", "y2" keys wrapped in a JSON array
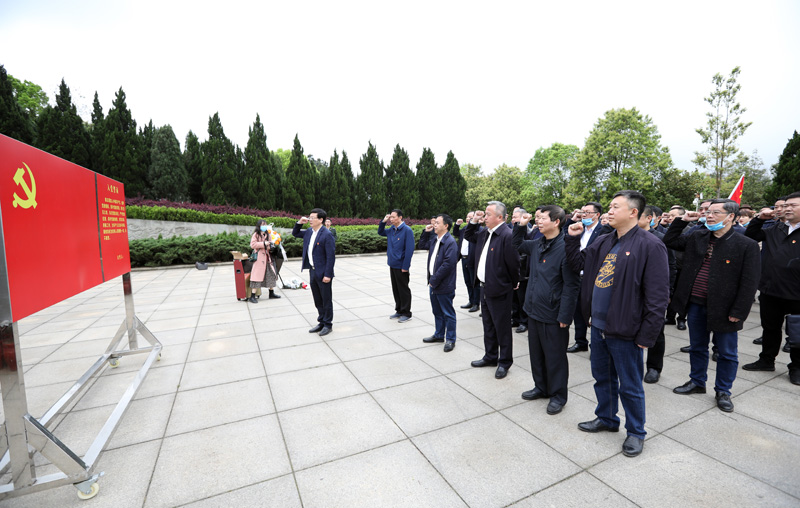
[{"x1": 0, "y1": 135, "x2": 131, "y2": 322}]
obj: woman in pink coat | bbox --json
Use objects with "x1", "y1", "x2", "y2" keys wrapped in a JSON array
[{"x1": 249, "y1": 220, "x2": 280, "y2": 303}]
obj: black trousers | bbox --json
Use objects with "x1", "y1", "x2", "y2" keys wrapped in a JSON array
[
  {"x1": 759, "y1": 293, "x2": 800, "y2": 370},
  {"x1": 573, "y1": 286, "x2": 588, "y2": 347},
  {"x1": 482, "y1": 291, "x2": 514, "y2": 368},
  {"x1": 390, "y1": 268, "x2": 412, "y2": 317},
  {"x1": 309, "y1": 268, "x2": 333, "y2": 328},
  {"x1": 511, "y1": 279, "x2": 529, "y2": 326},
  {"x1": 528, "y1": 318, "x2": 570, "y2": 404},
  {"x1": 461, "y1": 258, "x2": 481, "y2": 306},
  {"x1": 646, "y1": 323, "x2": 666, "y2": 372}
]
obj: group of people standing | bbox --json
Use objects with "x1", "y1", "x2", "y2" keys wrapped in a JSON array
[{"x1": 279, "y1": 189, "x2": 799, "y2": 459}]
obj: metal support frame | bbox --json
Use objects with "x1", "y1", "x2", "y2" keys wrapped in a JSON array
[{"x1": 0, "y1": 271, "x2": 161, "y2": 500}]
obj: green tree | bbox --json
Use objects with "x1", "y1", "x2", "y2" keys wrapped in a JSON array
[
  {"x1": 8, "y1": 74, "x2": 48, "y2": 120},
  {"x1": 35, "y1": 78, "x2": 91, "y2": 167},
  {"x1": 385, "y1": 144, "x2": 418, "y2": 218},
  {"x1": 274, "y1": 148, "x2": 292, "y2": 170},
  {"x1": 0, "y1": 65, "x2": 34, "y2": 143},
  {"x1": 139, "y1": 119, "x2": 156, "y2": 177},
  {"x1": 461, "y1": 163, "x2": 487, "y2": 212},
  {"x1": 485, "y1": 164, "x2": 524, "y2": 212},
  {"x1": 283, "y1": 134, "x2": 315, "y2": 214},
  {"x1": 148, "y1": 125, "x2": 188, "y2": 200},
  {"x1": 99, "y1": 87, "x2": 147, "y2": 196},
  {"x1": 268, "y1": 150, "x2": 285, "y2": 211},
  {"x1": 241, "y1": 114, "x2": 278, "y2": 209},
  {"x1": 522, "y1": 143, "x2": 579, "y2": 209},
  {"x1": 184, "y1": 130, "x2": 203, "y2": 203},
  {"x1": 439, "y1": 150, "x2": 468, "y2": 219},
  {"x1": 767, "y1": 131, "x2": 800, "y2": 203},
  {"x1": 693, "y1": 66, "x2": 752, "y2": 198},
  {"x1": 416, "y1": 148, "x2": 440, "y2": 218},
  {"x1": 90, "y1": 91, "x2": 105, "y2": 172},
  {"x1": 200, "y1": 113, "x2": 239, "y2": 204},
  {"x1": 340, "y1": 151, "x2": 355, "y2": 217},
  {"x1": 355, "y1": 142, "x2": 387, "y2": 218},
  {"x1": 567, "y1": 107, "x2": 673, "y2": 210}
]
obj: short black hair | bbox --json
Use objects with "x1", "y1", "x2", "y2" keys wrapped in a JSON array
[
  {"x1": 650, "y1": 205, "x2": 663, "y2": 217},
  {"x1": 585, "y1": 201, "x2": 603, "y2": 215},
  {"x1": 310, "y1": 208, "x2": 327, "y2": 222},
  {"x1": 670, "y1": 205, "x2": 686, "y2": 214},
  {"x1": 784, "y1": 192, "x2": 800, "y2": 201},
  {"x1": 777, "y1": 196, "x2": 788, "y2": 202},
  {"x1": 612, "y1": 190, "x2": 646, "y2": 219},
  {"x1": 540, "y1": 205, "x2": 566, "y2": 228},
  {"x1": 391, "y1": 208, "x2": 404, "y2": 218},
  {"x1": 642, "y1": 206, "x2": 656, "y2": 218},
  {"x1": 437, "y1": 214, "x2": 453, "y2": 231},
  {"x1": 709, "y1": 198, "x2": 739, "y2": 217}
]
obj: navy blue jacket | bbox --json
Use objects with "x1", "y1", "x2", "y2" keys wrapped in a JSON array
[
  {"x1": 452, "y1": 223, "x2": 482, "y2": 265},
  {"x1": 464, "y1": 221, "x2": 520, "y2": 298},
  {"x1": 565, "y1": 225, "x2": 670, "y2": 348},
  {"x1": 378, "y1": 221, "x2": 415, "y2": 270},
  {"x1": 745, "y1": 217, "x2": 800, "y2": 300},
  {"x1": 418, "y1": 230, "x2": 459, "y2": 294},
  {"x1": 292, "y1": 223, "x2": 335, "y2": 281}
]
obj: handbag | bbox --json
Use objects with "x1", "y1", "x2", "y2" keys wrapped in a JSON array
[
  {"x1": 250, "y1": 250, "x2": 258, "y2": 262},
  {"x1": 786, "y1": 315, "x2": 800, "y2": 348}
]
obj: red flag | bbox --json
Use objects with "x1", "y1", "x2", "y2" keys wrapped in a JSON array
[{"x1": 728, "y1": 174, "x2": 745, "y2": 204}]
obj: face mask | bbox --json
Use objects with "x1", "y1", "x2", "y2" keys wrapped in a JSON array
[
  {"x1": 650, "y1": 218, "x2": 656, "y2": 228},
  {"x1": 705, "y1": 220, "x2": 725, "y2": 232},
  {"x1": 698, "y1": 216, "x2": 706, "y2": 223},
  {"x1": 581, "y1": 218, "x2": 594, "y2": 226},
  {"x1": 260, "y1": 225, "x2": 268, "y2": 232}
]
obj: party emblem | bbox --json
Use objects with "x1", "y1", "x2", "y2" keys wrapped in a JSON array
[{"x1": 12, "y1": 162, "x2": 37, "y2": 209}]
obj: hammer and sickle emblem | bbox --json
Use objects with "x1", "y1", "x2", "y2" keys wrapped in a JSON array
[{"x1": 12, "y1": 162, "x2": 37, "y2": 209}]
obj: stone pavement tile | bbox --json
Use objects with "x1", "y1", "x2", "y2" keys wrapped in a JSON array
[
  {"x1": 508, "y1": 472, "x2": 638, "y2": 508},
  {"x1": 329, "y1": 308, "x2": 360, "y2": 323},
  {"x1": 166, "y1": 377, "x2": 274, "y2": 436},
  {"x1": 734, "y1": 384, "x2": 800, "y2": 435},
  {"x1": 144, "y1": 415, "x2": 291, "y2": 508},
  {"x1": 187, "y1": 334, "x2": 259, "y2": 363},
  {"x1": 665, "y1": 410, "x2": 800, "y2": 498},
  {"x1": 196, "y1": 308, "x2": 252, "y2": 327},
  {"x1": 326, "y1": 333, "x2": 404, "y2": 362},
  {"x1": 23, "y1": 380, "x2": 83, "y2": 419},
  {"x1": 269, "y1": 363, "x2": 366, "y2": 411},
  {"x1": 345, "y1": 351, "x2": 440, "y2": 391},
  {"x1": 448, "y1": 366, "x2": 534, "y2": 410},
  {"x1": 151, "y1": 298, "x2": 209, "y2": 312},
  {"x1": 764, "y1": 373, "x2": 800, "y2": 395},
  {"x1": 19, "y1": 329, "x2": 80, "y2": 348},
  {"x1": 147, "y1": 306, "x2": 202, "y2": 323},
  {"x1": 372, "y1": 376, "x2": 492, "y2": 436},
  {"x1": 362, "y1": 315, "x2": 415, "y2": 333},
  {"x1": 262, "y1": 342, "x2": 340, "y2": 375},
  {"x1": 256, "y1": 326, "x2": 323, "y2": 350},
  {"x1": 447, "y1": 316, "x2": 485, "y2": 339},
  {"x1": 143, "y1": 326, "x2": 195, "y2": 346},
  {"x1": 589, "y1": 434, "x2": 799, "y2": 508},
  {"x1": 107, "y1": 393, "x2": 175, "y2": 449},
  {"x1": 143, "y1": 315, "x2": 200, "y2": 333},
  {"x1": 18, "y1": 344, "x2": 59, "y2": 365},
  {"x1": 70, "y1": 324, "x2": 129, "y2": 343},
  {"x1": 566, "y1": 354, "x2": 595, "y2": 387},
  {"x1": 74, "y1": 364, "x2": 172, "y2": 411},
  {"x1": 193, "y1": 321, "x2": 255, "y2": 341},
  {"x1": 410, "y1": 339, "x2": 484, "y2": 375},
  {"x1": 252, "y1": 314, "x2": 313, "y2": 334},
  {"x1": 412, "y1": 413, "x2": 581, "y2": 508},
  {"x1": 336, "y1": 296, "x2": 385, "y2": 309},
  {"x1": 2, "y1": 440, "x2": 161, "y2": 508},
  {"x1": 27, "y1": 317, "x2": 101, "y2": 335},
  {"x1": 382, "y1": 323, "x2": 442, "y2": 350},
  {"x1": 641, "y1": 383, "x2": 715, "y2": 433},
  {"x1": 314, "y1": 319, "x2": 380, "y2": 340},
  {"x1": 295, "y1": 440, "x2": 467, "y2": 508},
  {"x1": 24, "y1": 355, "x2": 99, "y2": 388},
  {"x1": 279, "y1": 393, "x2": 405, "y2": 470},
  {"x1": 40, "y1": 338, "x2": 112, "y2": 363},
  {"x1": 180, "y1": 352, "x2": 265, "y2": 391},
  {"x1": 502, "y1": 394, "x2": 630, "y2": 469},
  {"x1": 183, "y1": 474, "x2": 302, "y2": 508}
]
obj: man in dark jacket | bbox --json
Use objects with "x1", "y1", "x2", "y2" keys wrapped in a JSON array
[
  {"x1": 664, "y1": 199, "x2": 760, "y2": 411},
  {"x1": 452, "y1": 212, "x2": 481, "y2": 312},
  {"x1": 292, "y1": 208, "x2": 336, "y2": 336},
  {"x1": 378, "y1": 209, "x2": 415, "y2": 323},
  {"x1": 743, "y1": 191, "x2": 800, "y2": 385},
  {"x1": 513, "y1": 206, "x2": 580, "y2": 415},
  {"x1": 565, "y1": 190, "x2": 669, "y2": 458},
  {"x1": 418, "y1": 214, "x2": 459, "y2": 352},
  {"x1": 509, "y1": 206, "x2": 531, "y2": 333}
]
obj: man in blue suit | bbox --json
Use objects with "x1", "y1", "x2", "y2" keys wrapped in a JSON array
[
  {"x1": 419, "y1": 214, "x2": 460, "y2": 352},
  {"x1": 292, "y1": 208, "x2": 336, "y2": 336}
]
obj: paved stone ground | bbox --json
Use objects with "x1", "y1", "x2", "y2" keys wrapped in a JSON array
[{"x1": 3, "y1": 253, "x2": 799, "y2": 507}]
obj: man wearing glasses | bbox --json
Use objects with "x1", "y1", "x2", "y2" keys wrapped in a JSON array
[{"x1": 663, "y1": 199, "x2": 760, "y2": 412}]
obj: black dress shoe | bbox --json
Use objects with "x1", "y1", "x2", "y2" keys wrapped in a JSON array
[
  {"x1": 567, "y1": 343, "x2": 588, "y2": 353},
  {"x1": 622, "y1": 436, "x2": 644, "y2": 457},
  {"x1": 578, "y1": 418, "x2": 619, "y2": 433},
  {"x1": 308, "y1": 324, "x2": 324, "y2": 333},
  {"x1": 677, "y1": 320, "x2": 687, "y2": 330},
  {"x1": 711, "y1": 351, "x2": 719, "y2": 362},
  {"x1": 680, "y1": 345, "x2": 691, "y2": 353},
  {"x1": 469, "y1": 305, "x2": 479, "y2": 313},
  {"x1": 460, "y1": 303, "x2": 473, "y2": 309},
  {"x1": 753, "y1": 337, "x2": 763, "y2": 345},
  {"x1": 789, "y1": 369, "x2": 800, "y2": 386},
  {"x1": 644, "y1": 368, "x2": 660, "y2": 384},
  {"x1": 742, "y1": 360, "x2": 775, "y2": 371},
  {"x1": 665, "y1": 317, "x2": 677, "y2": 325},
  {"x1": 546, "y1": 399, "x2": 565, "y2": 415},
  {"x1": 319, "y1": 327, "x2": 332, "y2": 337},
  {"x1": 423, "y1": 336, "x2": 445, "y2": 343},
  {"x1": 783, "y1": 343, "x2": 791, "y2": 353},
  {"x1": 471, "y1": 358, "x2": 498, "y2": 368},
  {"x1": 443, "y1": 341, "x2": 455, "y2": 353},
  {"x1": 521, "y1": 388, "x2": 546, "y2": 400},
  {"x1": 715, "y1": 392, "x2": 734, "y2": 412},
  {"x1": 673, "y1": 380, "x2": 706, "y2": 394},
  {"x1": 515, "y1": 325, "x2": 528, "y2": 333},
  {"x1": 495, "y1": 366, "x2": 508, "y2": 379}
]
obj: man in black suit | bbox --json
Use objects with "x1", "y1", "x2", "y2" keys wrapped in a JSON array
[
  {"x1": 452, "y1": 212, "x2": 481, "y2": 313},
  {"x1": 292, "y1": 208, "x2": 336, "y2": 336},
  {"x1": 464, "y1": 201, "x2": 521, "y2": 379}
]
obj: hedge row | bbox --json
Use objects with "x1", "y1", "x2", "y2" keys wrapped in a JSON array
[{"x1": 129, "y1": 227, "x2": 426, "y2": 268}]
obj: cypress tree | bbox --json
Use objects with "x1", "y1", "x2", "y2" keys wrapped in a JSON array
[
  {"x1": 416, "y1": 147, "x2": 440, "y2": 218},
  {"x1": 0, "y1": 65, "x2": 35, "y2": 143},
  {"x1": 355, "y1": 142, "x2": 387, "y2": 218},
  {"x1": 768, "y1": 131, "x2": 800, "y2": 202},
  {"x1": 440, "y1": 150, "x2": 468, "y2": 219},
  {"x1": 340, "y1": 151, "x2": 355, "y2": 217},
  {"x1": 139, "y1": 119, "x2": 155, "y2": 179},
  {"x1": 149, "y1": 125, "x2": 188, "y2": 200},
  {"x1": 268, "y1": 151, "x2": 285, "y2": 211},
  {"x1": 90, "y1": 91, "x2": 105, "y2": 173},
  {"x1": 242, "y1": 114, "x2": 277, "y2": 209},
  {"x1": 184, "y1": 131, "x2": 203, "y2": 203},
  {"x1": 200, "y1": 113, "x2": 239, "y2": 205},
  {"x1": 283, "y1": 134, "x2": 315, "y2": 214},
  {"x1": 100, "y1": 87, "x2": 147, "y2": 196},
  {"x1": 386, "y1": 144, "x2": 418, "y2": 218},
  {"x1": 35, "y1": 78, "x2": 91, "y2": 167}
]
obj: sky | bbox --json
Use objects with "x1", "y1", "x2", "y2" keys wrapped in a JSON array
[{"x1": 2, "y1": 0, "x2": 799, "y2": 180}]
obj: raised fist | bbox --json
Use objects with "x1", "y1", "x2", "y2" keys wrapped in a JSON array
[
  {"x1": 519, "y1": 213, "x2": 532, "y2": 226},
  {"x1": 682, "y1": 211, "x2": 701, "y2": 222},
  {"x1": 298, "y1": 216, "x2": 309, "y2": 225},
  {"x1": 456, "y1": 218, "x2": 464, "y2": 225},
  {"x1": 758, "y1": 207, "x2": 775, "y2": 220},
  {"x1": 568, "y1": 222, "x2": 584, "y2": 236},
  {"x1": 571, "y1": 209, "x2": 582, "y2": 221},
  {"x1": 383, "y1": 214, "x2": 391, "y2": 223},
  {"x1": 425, "y1": 224, "x2": 434, "y2": 232}
]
